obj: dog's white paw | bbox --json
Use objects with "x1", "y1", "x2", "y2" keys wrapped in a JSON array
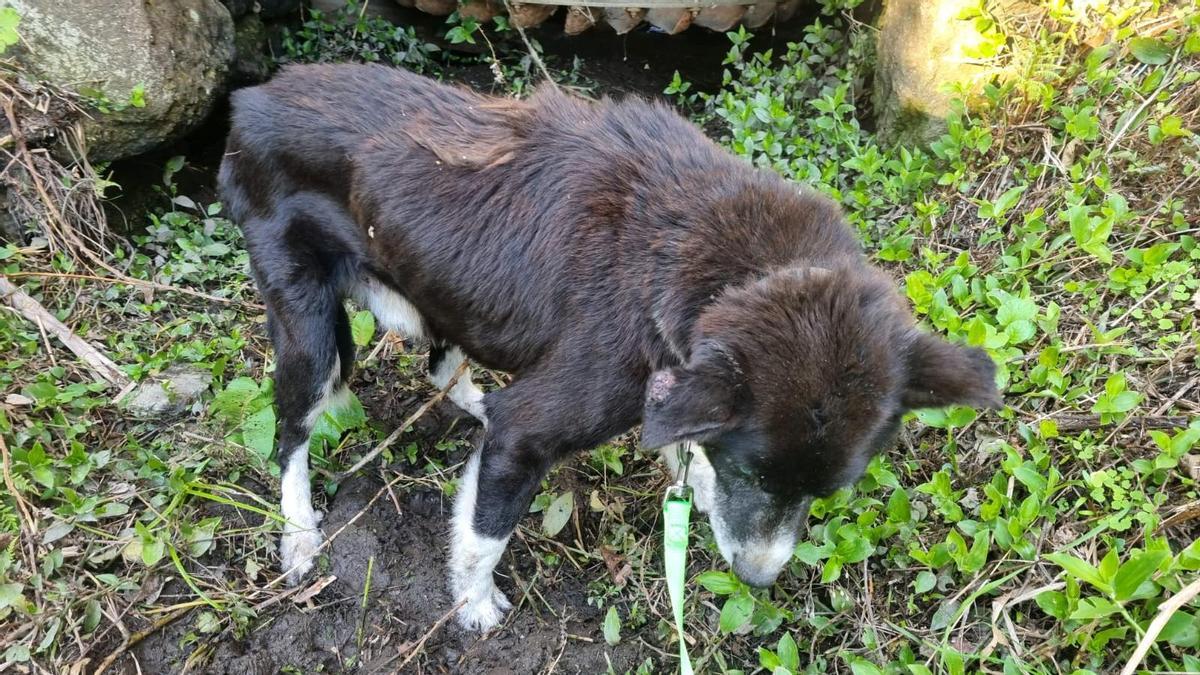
[
  {"x1": 280, "y1": 526, "x2": 323, "y2": 586},
  {"x1": 456, "y1": 585, "x2": 511, "y2": 631}
]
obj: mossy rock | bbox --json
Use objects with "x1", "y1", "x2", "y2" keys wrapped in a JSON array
[
  {"x1": 873, "y1": 0, "x2": 1008, "y2": 147},
  {"x1": 233, "y1": 13, "x2": 271, "y2": 85},
  {"x1": 8, "y1": 0, "x2": 235, "y2": 162}
]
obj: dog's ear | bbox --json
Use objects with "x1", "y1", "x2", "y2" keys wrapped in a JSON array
[
  {"x1": 642, "y1": 344, "x2": 740, "y2": 448},
  {"x1": 902, "y1": 332, "x2": 1003, "y2": 411}
]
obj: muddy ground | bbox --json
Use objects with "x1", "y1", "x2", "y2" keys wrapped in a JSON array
[{"x1": 125, "y1": 393, "x2": 669, "y2": 674}]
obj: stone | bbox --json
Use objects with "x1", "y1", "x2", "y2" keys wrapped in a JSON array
[
  {"x1": 646, "y1": 7, "x2": 692, "y2": 35},
  {"x1": 8, "y1": 0, "x2": 235, "y2": 162},
  {"x1": 125, "y1": 365, "x2": 213, "y2": 419},
  {"x1": 414, "y1": 0, "x2": 458, "y2": 16},
  {"x1": 604, "y1": 7, "x2": 645, "y2": 34},
  {"x1": 459, "y1": 0, "x2": 503, "y2": 23},
  {"x1": 232, "y1": 13, "x2": 272, "y2": 85},
  {"x1": 257, "y1": 0, "x2": 304, "y2": 19},
  {"x1": 219, "y1": 0, "x2": 255, "y2": 19},
  {"x1": 694, "y1": 5, "x2": 747, "y2": 32},
  {"x1": 311, "y1": 0, "x2": 408, "y2": 22},
  {"x1": 774, "y1": 0, "x2": 802, "y2": 22},
  {"x1": 873, "y1": 0, "x2": 1007, "y2": 146},
  {"x1": 564, "y1": 6, "x2": 600, "y2": 35},
  {"x1": 742, "y1": 3, "x2": 774, "y2": 29},
  {"x1": 508, "y1": 2, "x2": 558, "y2": 28}
]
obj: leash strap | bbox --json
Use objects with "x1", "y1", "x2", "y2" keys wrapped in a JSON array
[{"x1": 663, "y1": 444, "x2": 694, "y2": 675}]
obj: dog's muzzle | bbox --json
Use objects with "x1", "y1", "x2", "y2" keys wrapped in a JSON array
[{"x1": 732, "y1": 546, "x2": 792, "y2": 588}]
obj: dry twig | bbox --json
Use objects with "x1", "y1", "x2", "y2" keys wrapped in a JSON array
[
  {"x1": 501, "y1": 0, "x2": 560, "y2": 91},
  {"x1": 92, "y1": 605, "x2": 193, "y2": 675},
  {"x1": 0, "y1": 275, "x2": 128, "y2": 386},
  {"x1": 0, "y1": 434, "x2": 38, "y2": 571},
  {"x1": 1047, "y1": 413, "x2": 1192, "y2": 433},
  {"x1": 337, "y1": 359, "x2": 469, "y2": 480},
  {"x1": 394, "y1": 599, "x2": 467, "y2": 672},
  {"x1": 1119, "y1": 575, "x2": 1200, "y2": 675}
]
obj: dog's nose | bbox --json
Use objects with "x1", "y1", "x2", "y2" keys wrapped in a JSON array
[{"x1": 732, "y1": 556, "x2": 783, "y2": 588}]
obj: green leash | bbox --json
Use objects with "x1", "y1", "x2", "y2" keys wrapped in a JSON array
[{"x1": 663, "y1": 444, "x2": 695, "y2": 675}]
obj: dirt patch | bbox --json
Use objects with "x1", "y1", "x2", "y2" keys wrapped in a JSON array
[
  {"x1": 127, "y1": 397, "x2": 661, "y2": 674},
  {"x1": 130, "y1": 480, "x2": 656, "y2": 674}
]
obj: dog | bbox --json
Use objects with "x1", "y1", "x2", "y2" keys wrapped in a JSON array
[{"x1": 219, "y1": 63, "x2": 1002, "y2": 631}]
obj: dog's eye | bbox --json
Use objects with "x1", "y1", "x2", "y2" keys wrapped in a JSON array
[{"x1": 733, "y1": 466, "x2": 763, "y2": 484}]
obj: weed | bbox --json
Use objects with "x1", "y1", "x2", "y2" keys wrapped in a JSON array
[{"x1": 279, "y1": 1, "x2": 439, "y2": 72}]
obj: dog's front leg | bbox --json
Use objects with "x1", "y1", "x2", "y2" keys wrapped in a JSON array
[{"x1": 450, "y1": 433, "x2": 551, "y2": 631}]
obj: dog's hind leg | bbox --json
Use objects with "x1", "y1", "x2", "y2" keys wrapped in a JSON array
[
  {"x1": 252, "y1": 215, "x2": 356, "y2": 586},
  {"x1": 352, "y1": 279, "x2": 488, "y2": 425},
  {"x1": 270, "y1": 292, "x2": 352, "y2": 585}
]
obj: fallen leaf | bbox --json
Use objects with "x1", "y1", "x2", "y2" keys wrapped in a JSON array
[
  {"x1": 541, "y1": 491, "x2": 574, "y2": 537},
  {"x1": 614, "y1": 563, "x2": 632, "y2": 587},
  {"x1": 600, "y1": 546, "x2": 624, "y2": 582},
  {"x1": 41, "y1": 520, "x2": 74, "y2": 545},
  {"x1": 1182, "y1": 453, "x2": 1200, "y2": 481},
  {"x1": 1083, "y1": 27, "x2": 1110, "y2": 49},
  {"x1": 292, "y1": 575, "x2": 337, "y2": 604},
  {"x1": 130, "y1": 573, "x2": 165, "y2": 607},
  {"x1": 597, "y1": 546, "x2": 633, "y2": 588}
]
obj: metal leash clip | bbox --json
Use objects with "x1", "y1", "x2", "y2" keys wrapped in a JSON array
[{"x1": 664, "y1": 442, "x2": 694, "y2": 504}]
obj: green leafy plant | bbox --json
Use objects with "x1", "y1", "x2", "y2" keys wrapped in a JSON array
[
  {"x1": 279, "y1": 1, "x2": 438, "y2": 71},
  {"x1": 0, "y1": 7, "x2": 20, "y2": 51},
  {"x1": 210, "y1": 377, "x2": 276, "y2": 461}
]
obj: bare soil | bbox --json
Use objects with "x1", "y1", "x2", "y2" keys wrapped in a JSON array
[{"x1": 126, "y1": 387, "x2": 664, "y2": 675}]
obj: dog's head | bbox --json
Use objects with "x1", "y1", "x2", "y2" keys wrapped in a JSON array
[{"x1": 643, "y1": 263, "x2": 1001, "y2": 587}]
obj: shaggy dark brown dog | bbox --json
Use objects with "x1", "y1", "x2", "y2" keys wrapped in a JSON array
[{"x1": 219, "y1": 63, "x2": 1001, "y2": 630}]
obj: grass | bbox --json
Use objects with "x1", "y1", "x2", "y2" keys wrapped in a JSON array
[{"x1": 1, "y1": 1, "x2": 1198, "y2": 673}]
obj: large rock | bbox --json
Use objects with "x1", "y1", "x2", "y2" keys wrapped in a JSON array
[
  {"x1": 258, "y1": 0, "x2": 304, "y2": 19},
  {"x1": 873, "y1": 0, "x2": 1007, "y2": 146},
  {"x1": 232, "y1": 13, "x2": 272, "y2": 85},
  {"x1": 8, "y1": 0, "x2": 235, "y2": 162}
]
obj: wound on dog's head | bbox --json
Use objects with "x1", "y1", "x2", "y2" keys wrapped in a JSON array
[{"x1": 642, "y1": 344, "x2": 743, "y2": 449}]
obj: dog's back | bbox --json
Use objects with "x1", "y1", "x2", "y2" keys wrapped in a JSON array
[{"x1": 222, "y1": 63, "x2": 860, "y2": 372}]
